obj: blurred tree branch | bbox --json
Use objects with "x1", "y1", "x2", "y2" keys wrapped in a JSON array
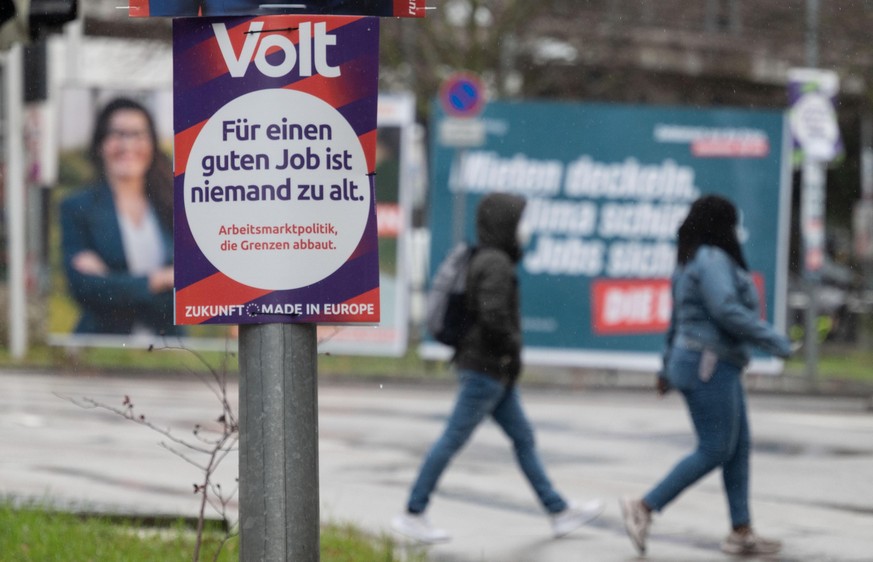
[{"x1": 61, "y1": 344, "x2": 239, "y2": 562}]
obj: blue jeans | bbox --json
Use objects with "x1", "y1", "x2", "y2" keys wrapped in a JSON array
[
  {"x1": 644, "y1": 349, "x2": 751, "y2": 527},
  {"x1": 407, "y1": 369, "x2": 567, "y2": 514}
]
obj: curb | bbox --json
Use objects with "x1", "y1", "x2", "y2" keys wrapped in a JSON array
[{"x1": 3, "y1": 364, "x2": 872, "y2": 403}]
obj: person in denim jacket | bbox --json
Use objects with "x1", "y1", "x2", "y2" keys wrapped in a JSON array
[{"x1": 620, "y1": 195, "x2": 792, "y2": 557}]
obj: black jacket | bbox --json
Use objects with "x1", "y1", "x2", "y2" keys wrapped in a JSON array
[{"x1": 455, "y1": 193, "x2": 526, "y2": 384}]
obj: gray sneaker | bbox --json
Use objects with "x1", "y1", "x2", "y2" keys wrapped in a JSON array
[
  {"x1": 391, "y1": 512, "x2": 450, "y2": 544},
  {"x1": 721, "y1": 529, "x2": 782, "y2": 556},
  {"x1": 620, "y1": 496, "x2": 651, "y2": 555}
]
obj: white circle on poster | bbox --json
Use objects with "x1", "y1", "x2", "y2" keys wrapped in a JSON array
[
  {"x1": 184, "y1": 89, "x2": 370, "y2": 290},
  {"x1": 789, "y1": 91, "x2": 839, "y2": 161}
]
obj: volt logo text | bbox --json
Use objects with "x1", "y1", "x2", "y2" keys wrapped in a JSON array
[{"x1": 213, "y1": 21, "x2": 341, "y2": 79}]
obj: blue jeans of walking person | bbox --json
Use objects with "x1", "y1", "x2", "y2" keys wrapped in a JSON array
[
  {"x1": 644, "y1": 348, "x2": 751, "y2": 527},
  {"x1": 407, "y1": 369, "x2": 567, "y2": 515}
]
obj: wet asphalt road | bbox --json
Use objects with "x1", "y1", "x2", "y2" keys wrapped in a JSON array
[{"x1": 2, "y1": 368, "x2": 872, "y2": 561}]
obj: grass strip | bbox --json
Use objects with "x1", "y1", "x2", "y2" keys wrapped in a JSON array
[{"x1": 0, "y1": 500, "x2": 426, "y2": 562}]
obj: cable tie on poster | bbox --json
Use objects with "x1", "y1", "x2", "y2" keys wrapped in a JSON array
[{"x1": 245, "y1": 26, "x2": 299, "y2": 34}]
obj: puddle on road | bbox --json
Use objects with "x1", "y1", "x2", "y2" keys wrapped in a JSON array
[{"x1": 754, "y1": 440, "x2": 872, "y2": 458}]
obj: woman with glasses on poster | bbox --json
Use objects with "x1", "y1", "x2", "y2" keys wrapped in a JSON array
[{"x1": 60, "y1": 98, "x2": 180, "y2": 337}]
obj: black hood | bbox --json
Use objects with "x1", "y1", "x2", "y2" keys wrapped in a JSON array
[{"x1": 476, "y1": 192, "x2": 526, "y2": 262}]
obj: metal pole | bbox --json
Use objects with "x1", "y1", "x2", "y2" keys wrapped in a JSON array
[
  {"x1": 239, "y1": 323, "x2": 320, "y2": 562},
  {"x1": 859, "y1": 116, "x2": 873, "y2": 348},
  {"x1": 801, "y1": 158, "x2": 825, "y2": 381},
  {"x1": 704, "y1": 0, "x2": 719, "y2": 32},
  {"x1": 4, "y1": 45, "x2": 28, "y2": 359},
  {"x1": 450, "y1": 149, "x2": 466, "y2": 245},
  {"x1": 728, "y1": 0, "x2": 742, "y2": 34},
  {"x1": 805, "y1": 0, "x2": 820, "y2": 68},
  {"x1": 800, "y1": 6, "x2": 821, "y2": 383},
  {"x1": 862, "y1": 115, "x2": 873, "y2": 200}
]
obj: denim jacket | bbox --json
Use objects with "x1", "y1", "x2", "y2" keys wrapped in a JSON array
[{"x1": 662, "y1": 245, "x2": 791, "y2": 378}]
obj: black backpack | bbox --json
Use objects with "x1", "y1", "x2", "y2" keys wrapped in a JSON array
[{"x1": 425, "y1": 243, "x2": 476, "y2": 347}]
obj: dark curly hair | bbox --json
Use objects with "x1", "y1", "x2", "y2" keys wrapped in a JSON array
[
  {"x1": 676, "y1": 194, "x2": 748, "y2": 270},
  {"x1": 88, "y1": 98, "x2": 174, "y2": 230}
]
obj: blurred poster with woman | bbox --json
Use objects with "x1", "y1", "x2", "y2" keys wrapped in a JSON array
[{"x1": 49, "y1": 87, "x2": 226, "y2": 349}]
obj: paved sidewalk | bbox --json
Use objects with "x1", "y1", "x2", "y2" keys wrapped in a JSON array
[{"x1": 2, "y1": 368, "x2": 872, "y2": 561}]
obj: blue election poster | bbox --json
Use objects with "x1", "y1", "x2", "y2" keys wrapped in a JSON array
[{"x1": 425, "y1": 100, "x2": 791, "y2": 374}]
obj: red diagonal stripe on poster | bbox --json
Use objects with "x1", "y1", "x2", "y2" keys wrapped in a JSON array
[
  {"x1": 286, "y1": 72, "x2": 363, "y2": 111},
  {"x1": 359, "y1": 129, "x2": 377, "y2": 173},
  {"x1": 176, "y1": 273, "x2": 271, "y2": 324},
  {"x1": 174, "y1": 120, "x2": 207, "y2": 176},
  {"x1": 333, "y1": 287, "x2": 380, "y2": 322}
]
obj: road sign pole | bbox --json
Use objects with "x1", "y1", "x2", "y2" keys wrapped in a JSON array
[
  {"x1": 450, "y1": 149, "x2": 467, "y2": 245},
  {"x1": 439, "y1": 72, "x2": 486, "y2": 247},
  {"x1": 801, "y1": 157, "x2": 826, "y2": 382},
  {"x1": 239, "y1": 323, "x2": 320, "y2": 561},
  {"x1": 788, "y1": 67, "x2": 840, "y2": 385}
]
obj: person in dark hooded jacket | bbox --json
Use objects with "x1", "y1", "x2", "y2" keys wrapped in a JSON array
[{"x1": 392, "y1": 192, "x2": 603, "y2": 544}]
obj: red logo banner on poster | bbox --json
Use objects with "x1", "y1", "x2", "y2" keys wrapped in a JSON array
[
  {"x1": 591, "y1": 273, "x2": 766, "y2": 335},
  {"x1": 591, "y1": 279, "x2": 672, "y2": 335},
  {"x1": 173, "y1": 15, "x2": 381, "y2": 326}
]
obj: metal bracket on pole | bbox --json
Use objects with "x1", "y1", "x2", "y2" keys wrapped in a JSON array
[{"x1": 239, "y1": 323, "x2": 320, "y2": 561}]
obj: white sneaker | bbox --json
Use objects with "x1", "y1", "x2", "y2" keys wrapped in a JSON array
[
  {"x1": 721, "y1": 529, "x2": 782, "y2": 556},
  {"x1": 620, "y1": 496, "x2": 651, "y2": 555},
  {"x1": 391, "y1": 512, "x2": 450, "y2": 544},
  {"x1": 550, "y1": 499, "x2": 605, "y2": 538}
]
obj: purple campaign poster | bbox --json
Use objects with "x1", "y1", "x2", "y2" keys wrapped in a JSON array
[{"x1": 173, "y1": 15, "x2": 381, "y2": 326}]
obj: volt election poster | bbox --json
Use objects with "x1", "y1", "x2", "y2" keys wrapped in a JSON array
[
  {"x1": 424, "y1": 100, "x2": 791, "y2": 373},
  {"x1": 173, "y1": 15, "x2": 381, "y2": 326}
]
